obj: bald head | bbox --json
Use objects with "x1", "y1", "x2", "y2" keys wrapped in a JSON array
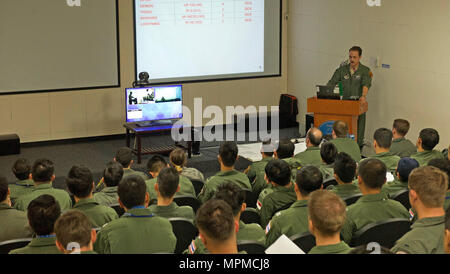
[{"x1": 307, "y1": 128, "x2": 323, "y2": 147}]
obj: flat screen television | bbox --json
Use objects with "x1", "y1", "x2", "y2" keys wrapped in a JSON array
[{"x1": 125, "y1": 85, "x2": 183, "y2": 126}]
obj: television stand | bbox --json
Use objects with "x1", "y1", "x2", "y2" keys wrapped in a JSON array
[{"x1": 136, "y1": 120, "x2": 173, "y2": 127}]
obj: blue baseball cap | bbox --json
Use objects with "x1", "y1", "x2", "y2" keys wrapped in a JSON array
[{"x1": 397, "y1": 158, "x2": 420, "y2": 181}]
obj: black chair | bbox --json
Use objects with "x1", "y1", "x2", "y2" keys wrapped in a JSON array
[
  {"x1": 237, "y1": 240, "x2": 266, "y2": 254},
  {"x1": 323, "y1": 178, "x2": 338, "y2": 189},
  {"x1": 190, "y1": 179, "x2": 204, "y2": 197},
  {"x1": 343, "y1": 194, "x2": 362, "y2": 206},
  {"x1": 174, "y1": 195, "x2": 202, "y2": 213},
  {"x1": 391, "y1": 189, "x2": 410, "y2": 210},
  {"x1": 169, "y1": 218, "x2": 199, "y2": 254},
  {"x1": 351, "y1": 218, "x2": 411, "y2": 249},
  {"x1": 110, "y1": 204, "x2": 125, "y2": 217},
  {"x1": 240, "y1": 208, "x2": 261, "y2": 225},
  {"x1": 243, "y1": 189, "x2": 257, "y2": 209},
  {"x1": 0, "y1": 238, "x2": 32, "y2": 254},
  {"x1": 271, "y1": 202, "x2": 294, "y2": 219},
  {"x1": 289, "y1": 232, "x2": 316, "y2": 254}
]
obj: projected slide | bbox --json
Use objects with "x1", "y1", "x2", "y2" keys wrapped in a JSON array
[{"x1": 135, "y1": 0, "x2": 265, "y2": 82}]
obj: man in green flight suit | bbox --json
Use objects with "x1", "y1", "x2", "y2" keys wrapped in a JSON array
[
  {"x1": 93, "y1": 161, "x2": 123, "y2": 207},
  {"x1": 9, "y1": 159, "x2": 34, "y2": 206},
  {"x1": 114, "y1": 147, "x2": 148, "y2": 181},
  {"x1": 94, "y1": 175, "x2": 177, "y2": 254},
  {"x1": 382, "y1": 157, "x2": 419, "y2": 197},
  {"x1": 294, "y1": 128, "x2": 323, "y2": 167},
  {"x1": 363, "y1": 128, "x2": 401, "y2": 173},
  {"x1": 329, "y1": 120, "x2": 361, "y2": 162},
  {"x1": 327, "y1": 46, "x2": 373, "y2": 147},
  {"x1": 391, "y1": 166, "x2": 448, "y2": 254},
  {"x1": 411, "y1": 128, "x2": 445, "y2": 166},
  {"x1": 328, "y1": 152, "x2": 361, "y2": 199},
  {"x1": 390, "y1": 119, "x2": 417, "y2": 158},
  {"x1": 318, "y1": 142, "x2": 338, "y2": 182},
  {"x1": 427, "y1": 159, "x2": 450, "y2": 211}
]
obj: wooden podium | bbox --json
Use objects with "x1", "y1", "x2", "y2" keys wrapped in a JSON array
[{"x1": 307, "y1": 97, "x2": 368, "y2": 140}]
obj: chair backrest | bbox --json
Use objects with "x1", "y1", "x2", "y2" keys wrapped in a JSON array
[
  {"x1": 343, "y1": 194, "x2": 362, "y2": 206},
  {"x1": 0, "y1": 238, "x2": 32, "y2": 254},
  {"x1": 110, "y1": 204, "x2": 125, "y2": 217},
  {"x1": 391, "y1": 189, "x2": 410, "y2": 210},
  {"x1": 173, "y1": 195, "x2": 201, "y2": 213},
  {"x1": 289, "y1": 232, "x2": 316, "y2": 254},
  {"x1": 323, "y1": 178, "x2": 338, "y2": 189},
  {"x1": 243, "y1": 189, "x2": 257, "y2": 209},
  {"x1": 271, "y1": 202, "x2": 294, "y2": 219},
  {"x1": 240, "y1": 208, "x2": 261, "y2": 225},
  {"x1": 351, "y1": 218, "x2": 411, "y2": 249},
  {"x1": 190, "y1": 179, "x2": 204, "y2": 197},
  {"x1": 237, "y1": 240, "x2": 266, "y2": 254},
  {"x1": 169, "y1": 218, "x2": 199, "y2": 254}
]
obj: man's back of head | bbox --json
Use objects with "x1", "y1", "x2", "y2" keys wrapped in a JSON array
[
  {"x1": 214, "y1": 183, "x2": 246, "y2": 217},
  {"x1": 27, "y1": 194, "x2": 61, "y2": 236},
  {"x1": 147, "y1": 155, "x2": 168, "y2": 177},
  {"x1": 66, "y1": 165, "x2": 94, "y2": 199},
  {"x1": 409, "y1": 166, "x2": 448, "y2": 210},
  {"x1": 320, "y1": 142, "x2": 338, "y2": 165},
  {"x1": 374, "y1": 128, "x2": 393, "y2": 150},
  {"x1": 428, "y1": 158, "x2": 450, "y2": 189},
  {"x1": 31, "y1": 159, "x2": 55, "y2": 184},
  {"x1": 219, "y1": 142, "x2": 239, "y2": 168},
  {"x1": 358, "y1": 159, "x2": 387, "y2": 190},
  {"x1": 396, "y1": 158, "x2": 420, "y2": 183},
  {"x1": 276, "y1": 139, "x2": 295, "y2": 159},
  {"x1": 296, "y1": 166, "x2": 323, "y2": 197},
  {"x1": 103, "y1": 161, "x2": 124, "y2": 187},
  {"x1": 334, "y1": 152, "x2": 357, "y2": 184},
  {"x1": 169, "y1": 148, "x2": 187, "y2": 168},
  {"x1": 307, "y1": 128, "x2": 323, "y2": 147},
  {"x1": 332, "y1": 120, "x2": 349, "y2": 138},
  {"x1": 308, "y1": 190, "x2": 346, "y2": 238},
  {"x1": 265, "y1": 159, "x2": 292, "y2": 187},
  {"x1": 12, "y1": 159, "x2": 31, "y2": 181},
  {"x1": 157, "y1": 167, "x2": 180, "y2": 199},
  {"x1": 419, "y1": 128, "x2": 440, "y2": 151},
  {"x1": 118, "y1": 175, "x2": 148, "y2": 210},
  {"x1": 115, "y1": 147, "x2": 133, "y2": 168},
  {"x1": 55, "y1": 210, "x2": 94, "y2": 254},
  {"x1": 393, "y1": 119, "x2": 410, "y2": 137}
]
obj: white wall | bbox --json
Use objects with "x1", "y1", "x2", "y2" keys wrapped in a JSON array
[{"x1": 288, "y1": 0, "x2": 449, "y2": 150}]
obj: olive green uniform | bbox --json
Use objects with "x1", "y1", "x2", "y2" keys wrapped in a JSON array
[
  {"x1": 381, "y1": 180, "x2": 408, "y2": 198},
  {"x1": 318, "y1": 163, "x2": 335, "y2": 182},
  {"x1": 247, "y1": 157, "x2": 273, "y2": 182},
  {"x1": 445, "y1": 190, "x2": 450, "y2": 211},
  {"x1": 198, "y1": 170, "x2": 251, "y2": 204},
  {"x1": 72, "y1": 198, "x2": 118, "y2": 228},
  {"x1": 411, "y1": 150, "x2": 445, "y2": 166},
  {"x1": 9, "y1": 236, "x2": 61, "y2": 254},
  {"x1": 327, "y1": 63, "x2": 373, "y2": 146},
  {"x1": 123, "y1": 168, "x2": 148, "y2": 181},
  {"x1": 329, "y1": 138, "x2": 362, "y2": 162},
  {"x1": 308, "y1": 241, "x2": 352, "y2": 254},
  {"x1": 0, "y1": 203, "x2": 33, "y2": 242},
  {"x1": 146, "y1": 175, "x2": 196, "y2": 203},
  {"x1": 93, "y1": 186, "x2": 119, "y2": 207},
  {"x1": 149, "y1": 202, "x2": 195, "y2": 220},
  {"x1": 293, "y1": 147, "x2": 322, "y2": 167},
  {"x1": 184, "y1": 220, "x2": 265, "y2": 254},
  {"x1": 391, "y1": 216, "x2": 445, "y2": 254},
  {"x1": 363, "y1": 152, "x2": 400, "y2": 173},
  {"x1": 251, "y1": 171, "x2": 270, "y2": 199},
  {"x1": 341, "y1": 192, "x2": 410, "y2": 243},
  {"x1": 14, "y1": 183, "x2": 72, "y2": 212},
  {"x1": 257, "y1": 184, "x2": 297, "y2": 228},
  {"x1": 265, "y1": 200, "x2": 308, "y2": 247},
  {"x1": 9, "y1": 179, "x2": 34, "y2": 206},
  {"x1": 94, "y1": 207, "x2": 176, "y2": 254},
  {"x1": 390, "y1": 137, "x2": 417, "y2": 158},
  {"x1": 181, "y1": 167, "x2": 205, "y2": 183},
  {"x1": 328, "y1": 183, "x2": 361, "y2": 199}
]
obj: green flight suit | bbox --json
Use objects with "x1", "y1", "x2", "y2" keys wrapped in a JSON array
[
  {"x1": 318, "y1": 163, "x2": 335, "y2": 182},
  {"x1": 123, "y1": 168, "x2": 148, "y2": 181},
  {"x1": 341, "y1": 192, "x2": 410, "y2": 243},
  {"x1": 411, "y1": 150, "x2": 445, "y2": 166},
  {"x1": 0, "y1": 203, "x2": 33, "y2": 242},
  {"x1": 9, "y1": 179, "x2": 34, "y2": 206},
  {"x1": 445, "y1": 190, "x2": 450, "y2": 211},
  {"x1": 265, "y1": 200, "x2": 309, "y2": 247},
  {"x1": 294, "y1": 147, "x2": 322, "y2": 167},
  {"x1": 181, "y1": 167, "x2": 205, "y2": 183},
  {"x1": 72, "y1": 198, "x2": 118, "y2": 228},
  {"x1": 328, "y1": 183, "x2": 361, "y2": 199},
  {"x1": 363, "y1": 152, "x2": 400, "y2": 173},
  {"x1": 382, "y1": 179, "x2": 408, "y2": 198},
  {"x1": 93, "y1": 186, "x2": 119, "y2": 207},
  {"x1": 9, "y1": 236, "x2": 61, "y2": 254},
  {"x1": 390, "y1": 137, "x2": 417, "y2": 158},
  {"x1": 327, "y1": 62, "x2": 373, "y2": 146},
  {"x1": 149, "y1": 202, "x2": 195, "y2": 220},
  {"x1": 14, "y1": 183, "x2": 72, "y2": 212},
  {"x1": 146, "y1": 175, "x2": 196, "y2": 203},
  {"x1": 198, "y1": 170, "x2": 252, "y2": 204},
  {"x1": 329, "y1": 138, "x2": 362, "y2": 162},
  {"x1": 391, "y1": 216, "x2": 445, "y2": 254},
  {"x1": 308, "y1": 241, "x2": 352, "y2": 254},
  {"x1": 94, "y1": 207, "x2": 176, "y2": 254},
  {"x1": 251, "y1": 171, "x2": 270, "y2": 199},
  {"x1": 184, "y1": 220, "x2": 265, "y2": 254},
  {"x1": 257, "y1": 184, "x2": 297, "y2": 228},
  {"x1": 247, "y1": 157, "x2": 273, "y2": 182}
]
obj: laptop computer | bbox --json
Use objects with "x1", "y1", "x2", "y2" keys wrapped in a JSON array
[{"x1": 316, "y1": 85, "x2": 341, "y2": 100}]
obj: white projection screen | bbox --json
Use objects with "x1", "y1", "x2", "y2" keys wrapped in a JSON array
[
  {"x1": 134, "y1": 0, "x2": 281, "y2": 84},
  {"x1": 0, "y1": 0, "x2": 119, "y2": 94}
]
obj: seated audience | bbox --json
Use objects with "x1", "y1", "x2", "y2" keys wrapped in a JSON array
[
  {"x1": 170, "y1": 148, "x2": 205, "y2": 183},
  {"x1": 198, "y1": 142, "x2": 251, "y2": 203},
  {"x1": 195, "y1": 199, "x2": 241, "y2": 254},
  {"x1": 318, "y1": 142, "x2": 338, "y2": 181},
  {"x1": 329, "y1": 120, "x2": 362, "y2": 162},
  {"x1": 0, "y1": 176, "x2": 32, "y2": 242},
  {"x1": 390, "y1": 119, "x2": 417, "y2": 158},
  {"x1": 66, "y1": 165, "x2": 118, "y2": 228},
  {"x1": 308, "y1": 190, "x2": 352, "y2": 254},
  {"x1": 265, "y1": 166, "x2": 323, "y2": 247},
  {"x1": 411, "y1": 128, "x2": 445, "y2": 166},
  {"x1": 93, "y1": 161, "x2": 123, "y2": 207},
  {"x1": 149, "y1": 167, "x2": 195, "y2": 219},
  {"x1": 294, "y1": 128, "x2": 323, "y2": 167},
  {"x1": 9, "y1": 159, "x2": 34, "y2": 206},
  {"x1": 9, "y1": 195, "x2": 61, "y2": 254},
  {"x1": 257, "y1": 159, "x2": 296, "y2": 228},
  {"x1": 114, "y1": 147, "x2": 147, "y2": 180},
  {"x1": 186, "y1": 183, "x2": 265, "y2": 254},
  {"x1": 14, "y1": 159, "x2": 72, "y2": 212},
  {"x1": 245, "y1": 139, "x2": 274, "y2": 182},
  {"x1": 94, "y1": 175, "x2": 176, "y2": 254},
  {"x1": 427, "y1": 158, "x2": 450, "y2": 211},
  {"x1": 391, "y1": 166, "x2": 448, "y2": 254},
  {"x1": 342, "y1": 159, "x2": 409, "y2": 243},
  {"x1": 328, "y1": 152, "x2": 360, "y2": 198},
  {"x1": 364, "y1": 128, "x2": 400, "y2": 173},
  {"x1": 382, "y1": 157, "x2": 419, "y2": 197},
  {"x1": 54, "y1": 210, "x2": 97, "y2": 254}
]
